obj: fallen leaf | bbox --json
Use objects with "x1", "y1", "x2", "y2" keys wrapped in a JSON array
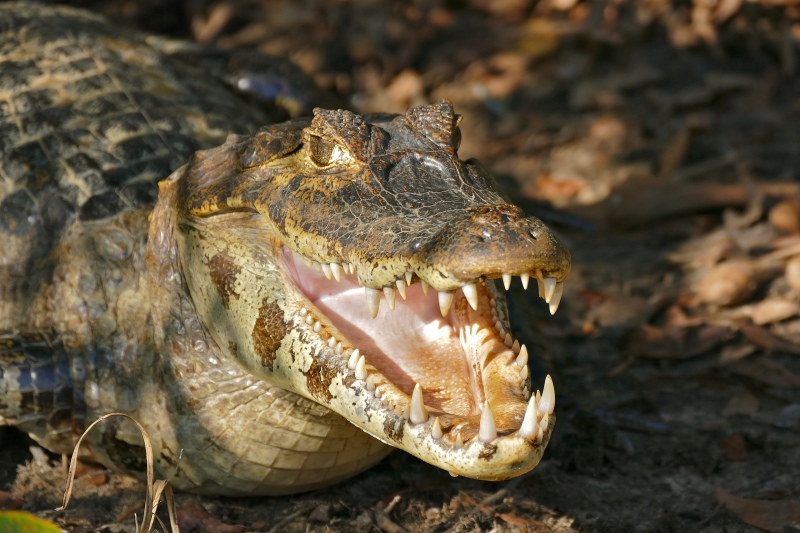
[
  {"x1": 177, "y1": 501, "x2": 249, "y2": 533},
  {"x1": 497, "y1": 512, "x2": 546, "y2": 527},
  {"x1": 627, "y1": 324, "x2": 729, "y2": 359},
  {"x1": 716, "y1": 488, "x2": 800, "y2": 532},
  {"x1": 0, "y1": 511, "x2": 61, "y2": 533},
  {"x1": 730, "y1": 358, "x2": 800, "y2": 388},
  {"x1": 722, "y1": 391, "x2": 759, "y2": 416},
  {"x1": 751, "y1": 299, "x2": 800, "y2": 326},
  {"x1": 718, "y1": 433, "x2": 746, "y2": 461},
  {"x1": 0, "y1": 492, "x2": 24, "y2": 511},
  {"x1": 740, "y1": 323, "x2": 800, "y2": 356}
]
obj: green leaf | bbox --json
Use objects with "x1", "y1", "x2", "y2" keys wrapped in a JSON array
[{"x1": 0, "y1": 511, "x2": 62, "y2": 533}]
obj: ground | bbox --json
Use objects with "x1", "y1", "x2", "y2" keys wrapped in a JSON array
[{"x1": 2, "y1": 0, "x2": 800, "y2": 531}]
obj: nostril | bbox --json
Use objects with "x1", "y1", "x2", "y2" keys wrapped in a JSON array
[{"x1": 529, "y1": 229, "x2": 539, "y2": 240}]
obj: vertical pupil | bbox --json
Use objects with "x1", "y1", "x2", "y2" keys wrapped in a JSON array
[{"x1": 311, "y1": 136, "x2": 335, "y2": 165}]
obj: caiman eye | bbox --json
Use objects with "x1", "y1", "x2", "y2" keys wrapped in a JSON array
[
  {"x1": 452, "y1": 126, "x2": 462, "y2": 152},
  {"x1": 309, "y1": 135, "x2": 345, "y2": 167}
]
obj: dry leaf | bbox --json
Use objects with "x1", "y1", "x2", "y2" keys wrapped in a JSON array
[
  {"x1": 740, "y1": 323, "x2": 800, "y2": 356},
  {"x1": 716, "y1": 488, "x2": 800, "y2": 532},
  {"x1": 627, "y1": 324, "x2": 729, "y2": 359},
  {"x1": 730, "y1": 359, "x2": 800, "y2": 388}
]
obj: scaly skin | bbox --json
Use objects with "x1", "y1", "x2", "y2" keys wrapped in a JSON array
[{"x1": 0, "y1": 4, "x2": 570, "y2": 495}]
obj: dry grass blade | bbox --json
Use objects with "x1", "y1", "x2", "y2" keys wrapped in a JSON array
[{"x1": 56, "y1": 413, "x2": 180, "y2": 533}]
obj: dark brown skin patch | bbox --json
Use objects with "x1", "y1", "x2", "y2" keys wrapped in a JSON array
[
  {"x1": 252, "y1": 298, "x2": 286, "y2": 371},
  {"x1": 228, "y1": 340, "x2": 238, "y2": 357},
  {"x1": 478, "y1": 442, "x2": 498, "y2": 460},
  {"x1": 207, "y1": 251, "x2": 241, "y2": 309},
  {"x1": 303, "y1": 351, "x2": 338, "y2": 403},
  {"x1": 383, "y1": 415, "x2": 405, "y2": 443}
]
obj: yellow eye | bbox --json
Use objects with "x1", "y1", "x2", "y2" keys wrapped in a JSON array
[{"x1": 309, "y1": 135, "x2": 340, "y2": 167}]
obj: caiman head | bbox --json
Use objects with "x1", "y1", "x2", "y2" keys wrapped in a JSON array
[{"x1": 170, "y1": 100, "x2": 570, "y2": 482}]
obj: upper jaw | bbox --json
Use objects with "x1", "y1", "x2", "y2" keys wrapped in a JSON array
[{"x1": 280, "y1": 246, "x2": 559, "y2": 480}]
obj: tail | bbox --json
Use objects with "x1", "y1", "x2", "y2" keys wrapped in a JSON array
[{"x1": 0, "y1": 331, "x2": 82, "y2": 454}]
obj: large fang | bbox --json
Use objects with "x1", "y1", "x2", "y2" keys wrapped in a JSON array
[
  {"x1": 520, "y1": 272, "x2": 530, "y2": 289},
  {"x1": 438, "y1": 291, "x2": 454, "y2": 317},
  {"x1": 321, "y1": 263, "x2": 333, "y2": 280},
  {"x1": 347, "y1": 348, "x2": 360, "y2": 370},
  {"x1": 518, "y1": 394, "x2": 538, "y2": 439},
  {"x1": 479, "y1": 403, "x2": 498, "y2": 443},
  {"x1": 549, "y1": 282, "x2": 564, "y2": 315},
  {"x1": 421, "y1": 279, "x2": 429, "y2": 295},
  {"x1": 516, "y1": 344, "x2": 528, "y2": 367},
  {"x1": 431, "y1": 417, "x2": 443, "y2": 439},
  {"x1": 384, "y1": 286, "x2": 396, "y2": 310},
  {"x1": 543, "y1": 277, "x2": 557, "y2": 303},
  {"x1": 409, "y1": 383, "x2": 429, "y2": 424},
  {"x1": 365, "y1": 287, "x2": 381, "y2": 318},
  {"x1": 502, "y1": 273, "x2": 512, "y2": 290},
  {"x1": 396, "y1": 279, "x2": 407, "y2": 299},
  {"x1": 462, "y1": 283, "x2": 478, "y2": 311},
  {"x1": 539, "y1": 375, "x2": 555, "y2": 415},
  {"x1": 330, "y1": 263, "x2": 342, "y2": 282},
  {"x1": 355, "y1": 355, "x2": 368, "y2": 380}
]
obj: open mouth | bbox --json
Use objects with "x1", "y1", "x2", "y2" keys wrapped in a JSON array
[{"x1": 281, "y1": 247, "x2": 559, "y2": 474}]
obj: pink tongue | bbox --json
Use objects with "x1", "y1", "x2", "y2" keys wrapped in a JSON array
[{"x1": 283, "y1": 251, "x2": 475, "y2": 414}]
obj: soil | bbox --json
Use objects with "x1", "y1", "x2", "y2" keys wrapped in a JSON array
[{"x1": 2, "y1": 1, "x2": 800, "y2": 531}]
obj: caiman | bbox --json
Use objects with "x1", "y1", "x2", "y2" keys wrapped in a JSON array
[{"x1": 0, "y1": 3, "x2": 571, "y2": 495}]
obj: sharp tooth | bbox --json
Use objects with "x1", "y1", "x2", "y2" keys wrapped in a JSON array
[
  {"x1": 502, "y1": 273, "x2": 512, "y2": 290},
  {"x1": 549, "y1": 282, "x2": 564, "y2": 315},
  {"x1": 479, "y1": 403, "x2": 498, "y2": 443},
  {"x1": 494, "y1": 320, "x2": 503, "y2": 333},
  {"x1": 537, "y1": 276, "x2": 545, "y2": 299},
  {"x1": 327, "y1": 337, "x2": 336, "y2": 348},
  {"x1": 516, "y1": 344, "x2": 528, "y2": 367},
  {"x1": 462, "y1": 283, "x2": 478, "y2": 311},
  {"x1": 313, "y1": 261, "x2": 322, "y2": 272},
  {"x1": 543, "y1": 277, "x2": 557, "y2": 303},
  {"x1": 357, "y1": 277, "x2": 363, "y2": 287},
  {"x1": 520, "y1": 364, "x2": 529, "y2": 380},
  {"x1": 438, "y1": 291, "x2": 454, "y2": 317},
  {"x1": 512, "y1": 340, "x2": 520, "y2": 353},
  {"x1": 321, "y1": 263, "x2": 333, "y2": 280},
  {"x1": 519, "y1": 394, "x2": 538, "y2": 439},
  {"x1": 409, "y1": 383, "x2": 429, "y2": 424},
  {"x1": 313, "y1": 321, "x2": 321, "y2": 333},
  {"x1": 366, "y1": 376, "x2": 376, "y2": 391},
  {"x1": 303, "y1": 257, "x2": 313, "y2": 268},
  {"x1": 365, "y1": 287, "x2": 381, "y2": 318},
  {"x1": 383, "y1": 286, "x2": 396, "y2": 310},
  {"x1": 539, "y1": 375, "x2": 555, "y2": 415},
  {"x1": 330, "y1": 263, "x2": 342, "y2": 282},
  {"x1": 355, "y1": 355, "x2": 368, "y2": 380},
  {"x1": 421, "y1": 279, "x2": 429, "y2": 295},
  {"x1": 300, "y1": 308, "x2": 308, "y2": 316},
  {"x1": 455, "y1": 433, "x2": 463, "y2": 449},
  {"x1": 396, "y1": 279, "x2": 407, "y2": 299},
  {"x1": 431, "y1": 417, "x2": 443, "y2": 439},
  {"x1": 504, "y1": 332, "x2": 513, "y2": 347},
  {"x1": 335, "y1": 342, "x2": 343, "y2": 354},
  {"x1": 405, "y1": 271, "x2": 413, "y2": 285},
  {"x1": 347, "y1": 349, "x2": 360, "y2": 370},
  {"x1": 305, "y1": 315, "x2": 313, "y2": 325},
  {"x1": 520, "y1": 272, "x2": 530, "y2": 289}
]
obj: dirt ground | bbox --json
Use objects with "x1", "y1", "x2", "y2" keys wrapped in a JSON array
[{"x1": 2, "y1": 0, "x2": 800, "y2": 531}]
